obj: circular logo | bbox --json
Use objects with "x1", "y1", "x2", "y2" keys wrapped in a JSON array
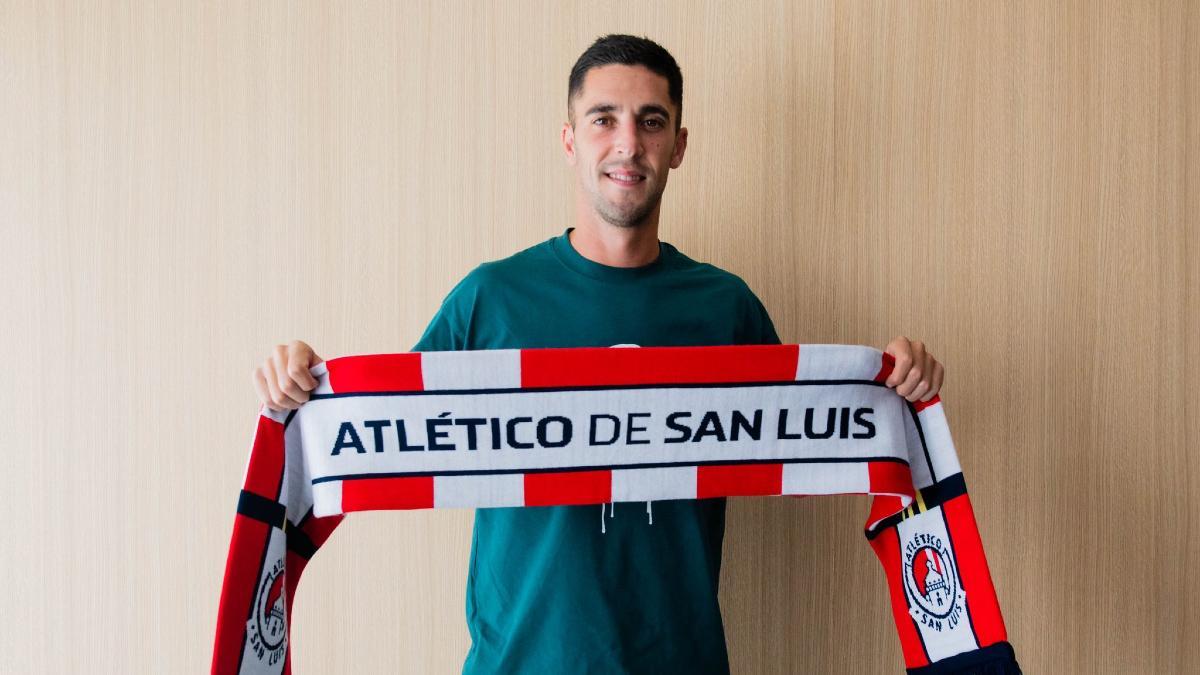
[
  {"x1": 246, "y1": 558, "x2": 288, "y2": 665},
  {"x1": 902, "y1": 532, "x2": 966, "y2": 631}
]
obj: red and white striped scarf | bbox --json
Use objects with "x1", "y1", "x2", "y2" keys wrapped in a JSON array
[{"x1": 212, "y1": 344, "x2": 1018, "y2": 674}]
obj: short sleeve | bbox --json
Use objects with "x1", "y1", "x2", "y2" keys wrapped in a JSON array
[
  {"x1": 410, "y1": 306, "x2": 461, "y2": 352},
  {"x1": 741, "y1": 288, "x2": 782, "y2": 346}
]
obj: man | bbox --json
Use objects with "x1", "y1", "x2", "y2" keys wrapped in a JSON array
[{"x1": 252, "y1": 34, "x2": 944, "y2": 674}]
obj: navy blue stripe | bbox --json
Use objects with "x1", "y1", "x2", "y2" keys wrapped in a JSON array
[
  {"x1": 286, "y1": 526, "x2": 318, "y2": 561},
  {"x1": 908, "y1": 401, "x2": 938, "y2": 483},
  {"x1": 311, "y1": 455, "x2": 910, "y2": 485},
  {"x1": 924, "y1": 472, "x2": 968, "y2": 504},
  {"x1": 236, "y1": 490, "x2": 286, "y2": 530},
  {"x1": 282, "y1": 407, "x2": 298, "y2": 430},
  {"x1": 906, "y1": 641, "x2": 1021, "y2": 674}
]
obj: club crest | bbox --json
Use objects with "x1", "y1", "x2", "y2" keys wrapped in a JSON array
[{"x1": 902, "y1": 532, "x2": 966, "y2": 632}]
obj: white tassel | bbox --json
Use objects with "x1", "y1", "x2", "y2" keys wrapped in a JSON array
[{"x1": 646, "y1": 500, "x2": 654, "y2": 525}]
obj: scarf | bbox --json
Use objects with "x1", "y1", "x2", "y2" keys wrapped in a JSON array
[{"x1": 212, "y1": 344, "x2": 1019, "y2": 674}]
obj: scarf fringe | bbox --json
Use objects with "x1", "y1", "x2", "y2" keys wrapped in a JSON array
[{"x1": 599, "y1": 501, "x2": 655, "y2": 533}]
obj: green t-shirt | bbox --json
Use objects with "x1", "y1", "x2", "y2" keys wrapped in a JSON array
[{"x1": 412, "y1": 226, "x2": 781, "y2": 675}]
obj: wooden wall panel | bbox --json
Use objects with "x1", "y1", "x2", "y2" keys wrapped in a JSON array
[{"x1": 1, "y1": 1, "x2": 1194, "y2": 672}]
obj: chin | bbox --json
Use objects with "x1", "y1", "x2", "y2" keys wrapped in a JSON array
[{"x1": 599, "y1": 208, "x2": 654, "y2": 229}]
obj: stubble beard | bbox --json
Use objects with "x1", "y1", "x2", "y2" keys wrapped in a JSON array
[{"x1": 591, "y1": 177, "x2": 665, "y2": 229}]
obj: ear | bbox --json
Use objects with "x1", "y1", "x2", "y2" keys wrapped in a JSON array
[
  {"x1": 669, "y1": 126, "x2": 688, "y2": 169},
  {"x1": 561, "y1": 121, "x2": 577, "y2": 166}
]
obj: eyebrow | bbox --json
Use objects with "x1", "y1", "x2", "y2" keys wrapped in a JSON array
[{"x1": 584, "y1": 103, "x2": 671, "y2": 120}]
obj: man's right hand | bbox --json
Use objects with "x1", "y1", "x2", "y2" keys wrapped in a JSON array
[{"x1": 252, "y1": 340, "x2": 324, "y2": 412}]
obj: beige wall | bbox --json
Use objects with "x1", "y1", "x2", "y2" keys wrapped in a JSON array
[{"x1": 2, "y1": 1, "x2": 1196, "y2": 673}]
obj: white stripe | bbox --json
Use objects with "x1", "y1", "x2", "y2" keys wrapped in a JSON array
[
  {"x1": 261, "y1": 406, "x2": 290, "y2": 424},
  {"x1": 795, "y1": 344, "x2": 882, "y2": 381},
  {"x1": 782, "y1": 461, "x2": 870, "y2": 494},
  {"x1": 310, "y1": 362, "x2": 333, "y2": 394},
  {"x1": 916, "y1": 403, "x2": 962, "y2": 480},
  {"x1": 421, "y1": 349, "x2": 521, "y2": 390},
  {"x1": 433, "y1": 474, "x2": 525, "y2": 508},
  {"x1": 311, "y1": 480, "x2": 343, "y2": 518},
  {"x1": 611, "y1": 466, "x2": 697, "y2": 501}
]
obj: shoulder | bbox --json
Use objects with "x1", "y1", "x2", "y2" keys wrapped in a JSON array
[
  {"x1": 664, "y1": 243, "x2": 779, "y2": 344},
  {"x1": 459, "y1": 237, "x2": 556, "y2": 288},
  {"x1": 432, "y1": 238, "x2": 559, "y2": 325},
  {"x1": 665, "y1": 243, "x2": 762, "y2": 299}
]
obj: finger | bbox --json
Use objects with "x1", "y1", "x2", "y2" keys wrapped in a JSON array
[
  {"x1": 921, "y1": 360, "x2": 945, "y2": 401},
  {"x1": 272, "y1": 352, "x2": 307, "y2": 408},
  {"x1": 271, "y1": 343, "x2": 307, "y2": 401},
  {"x1": 252, "y1": 367, "x2": 280, "y2": 412},
  {"x1": 269, "y1": 348, "x2": 305, "y2": 409},
  {"x1": 907, "y1": 378, "x2": 930, "y2": 402},
  {"x1": 261, "y1": 361, "x2": 297, "y2": 411},
  {"x1": 288, "y1": 341, "x2": 321, "y2": 393},
  {"x1": 911, "y1": 341, "x2": 927, "y2": 368},
  {"x1": 905, "y1": 348, "x2": 932, "y2": 401},
  {"x1": 903, "y1": 342, "x2": 929, "y2": 401},
  {"x1": 896, "y1": 361, "x2": 924, "y2": 398},
  {"x1": 885, "y1": 339, "x2": 912, "y2": 387}
]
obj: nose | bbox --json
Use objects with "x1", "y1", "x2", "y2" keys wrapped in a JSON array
[{"x1": 613, "y1": 118, "x2": 642, "y2": 158}]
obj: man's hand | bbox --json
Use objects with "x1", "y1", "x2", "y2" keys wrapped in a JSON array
[
  {"x1": 883, "y1": 336, "x2": 944, "y2": 403},
  {"x1": 252, "y1": 340, "x2": 324, "y2": 412}
]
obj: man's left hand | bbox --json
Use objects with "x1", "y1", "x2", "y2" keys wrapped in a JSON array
[{"x1": 883, "y1": 336, "x2": 944, "y2": 403}]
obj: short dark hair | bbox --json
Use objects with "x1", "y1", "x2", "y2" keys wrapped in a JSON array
[{"x1": 568, "y1": 34, "x2": 683, "y2": 132}]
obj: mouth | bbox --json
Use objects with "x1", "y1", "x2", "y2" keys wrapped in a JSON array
[{"x1": 605, "y1": 171, "x2": 646, "y2": 186}]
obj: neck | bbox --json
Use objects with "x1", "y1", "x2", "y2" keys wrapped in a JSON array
[{"x1": 568, "y1": 214, "x2": 662, "y2": 268}]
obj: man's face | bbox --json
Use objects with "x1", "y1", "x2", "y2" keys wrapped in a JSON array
[{"x1": 562, "y1": 64, "x2": 688, "y2": 229}]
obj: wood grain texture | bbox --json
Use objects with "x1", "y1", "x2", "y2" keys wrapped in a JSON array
[{"x1": 1, "y1": 1, "x2": 1194, "y2": 673}]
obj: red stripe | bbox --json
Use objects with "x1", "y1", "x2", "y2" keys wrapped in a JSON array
[
  {"x1": 524, "y1": 470, "x2": 612, "y2": 506},
  {"x1": 341, "y1": 476, "x2": 435, "y2": 511},
  {"x1": 870, "y1": 527, "x2": 931, "y2": 668},
  {"x1": 868, "y1": 461, "x2": 914, "y2": 497},
  {"x1": 211, "y1": 517, "x2": 270, "y2": 674},
  {"x1": 299, "y1": 514, "x2": 343, "y2": 549},
  {"x1": 244, "y1": 415, "x2": 286, "y2": 498},
  {"x1": 942, "y1": 494, "x2": 1008, "y2": 646},
  {"x1": 874, "y1": 351, "x2": 896, "y2": 383},
  {"x1": 520, "y1": 344, "x2": 799, "y2": 387},
  {"x1": 913, "y1": 395, "x2": 941, "y2": 413},
  {"x1": 867, "y1": 495, "x2": 908, "y2": 526},
  {"x1": 696, "y1": 463, "x2": 783, "y2": 498},
  {"x1": 326, "y1": 353, "x2": 424, "y2": 393}
]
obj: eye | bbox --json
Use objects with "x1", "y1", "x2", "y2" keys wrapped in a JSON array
[
  {"x1": 592, "y1": 117, "x2": 610, "y2": 126},
  {"x1": 644, "y1": 119, "x2": 665, "y2": 129}
]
